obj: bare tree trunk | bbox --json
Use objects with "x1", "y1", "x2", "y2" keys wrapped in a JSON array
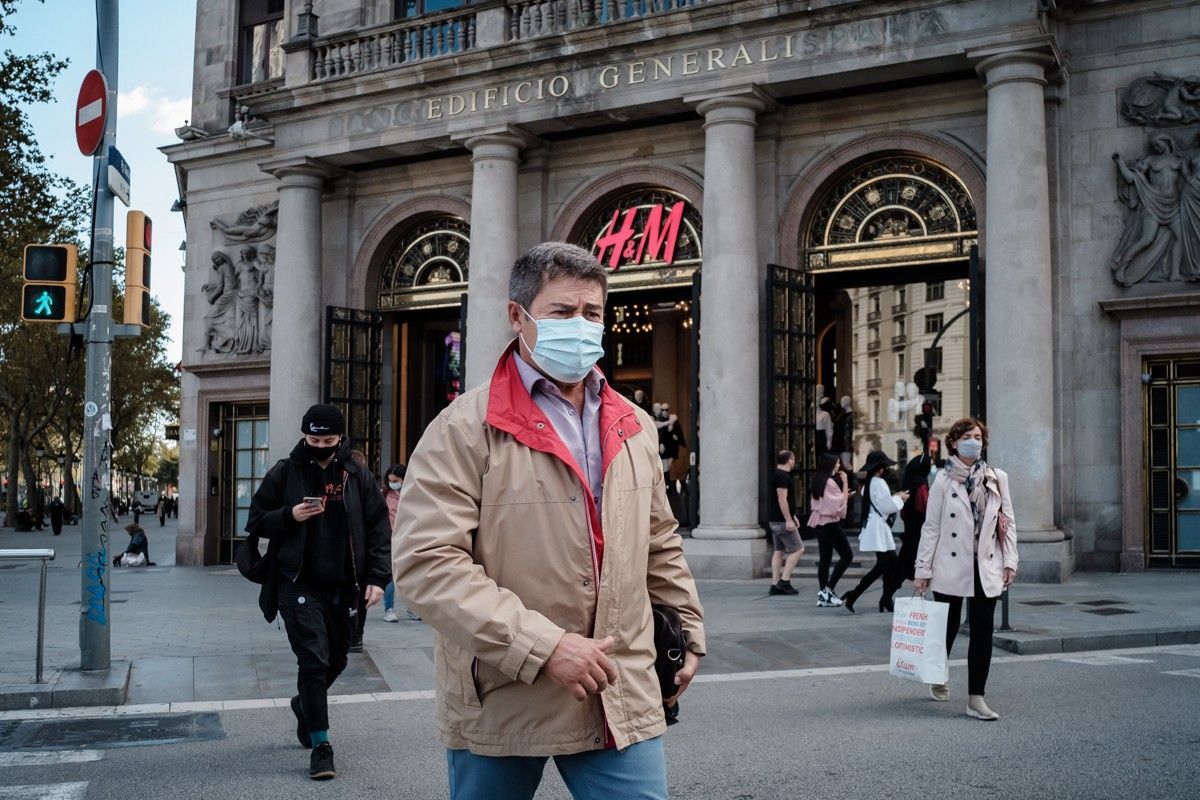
[
  {"x1": 5, "y1": 408, "x2": 20, "y2": 527},
  {"x1": 20, "y1": 447, "x2": 42, "y2": 528}
]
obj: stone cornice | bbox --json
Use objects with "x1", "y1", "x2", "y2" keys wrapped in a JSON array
[
  {"x1": 1099, "y1": 291, "x2": 1200, "y2": 318},
  {"x1": 258, "y1": 155, "x2": 344, "y2": 183}
]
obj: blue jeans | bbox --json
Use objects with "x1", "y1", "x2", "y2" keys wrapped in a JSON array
[
  {"x1": 383, "y1": 581, "x2": 395, "y2": 611},
  {"x1": 446, "y1": 736, "x2": 668, "y2": 800}
]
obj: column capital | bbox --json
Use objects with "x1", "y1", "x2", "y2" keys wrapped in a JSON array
[
  {"x1": 685, "y1": 85, "x2": 777, "y2": 121},
  {"x1": 452, "y1": 124, "x2": 536, "y2": 160},
  {"x1": 969, "y1": 41, "x2": 1060, "y2": 90},
  {"x1": 259, "y1": 155, "x2": 343, "y2": 187}
]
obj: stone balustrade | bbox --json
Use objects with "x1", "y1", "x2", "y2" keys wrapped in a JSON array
[
  {"x1": 506, "y1": 0, "x2": 713, "y2": 41},
  {"x1": 310, "y1": 9, "x2": 478, "y2": 82}
]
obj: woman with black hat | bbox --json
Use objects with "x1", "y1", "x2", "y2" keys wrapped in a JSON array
[{"x1": 840, "y1": 450, "x2": 908, "y2": 613}]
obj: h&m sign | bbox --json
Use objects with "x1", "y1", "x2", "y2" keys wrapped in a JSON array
[{"x1": 594, "y1": 201, "x2": 687, "y2": 270}]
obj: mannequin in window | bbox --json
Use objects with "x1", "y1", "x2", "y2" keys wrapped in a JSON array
[
  {"x1": 815, "y1": 397, "x2": 835, "y2": 456},
  {"x1": 632, "y1": 388, "x2": 653, "y2": 417},
  {"x1": 887, "y1": 381, "x2": 923, "y2": 430},
  {"x1": 654, "y1": 402, "x2": 686, "y2": 493},
  {"x1": 837, "y1": 395, "x2": 855, "y2": 469}
]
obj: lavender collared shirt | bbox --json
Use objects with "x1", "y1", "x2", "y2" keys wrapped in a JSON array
[{"x1": 513, "y1": 353, "x2": 605, "y2": 516}]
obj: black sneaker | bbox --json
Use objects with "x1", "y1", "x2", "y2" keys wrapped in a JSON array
[
  {"x1": 310, "y1": 742, "x2": 336, "y2": 780},
  {"x1": 779, "y1": 580, "x2": 799, "y2": 595},
  {"x1": 768, "y1": 582, "x2": 786, "y2": 596},
  {"x1": 290, "y1": 696, "x2": 310, "y2": 748}
]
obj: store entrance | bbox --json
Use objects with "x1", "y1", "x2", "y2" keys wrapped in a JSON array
[
  {"x1": 389, "y1": 305, "x2": 464, "y2": 463},
  {"x1": 601, "y1": 285, "x2": 697, "y2": 520}
]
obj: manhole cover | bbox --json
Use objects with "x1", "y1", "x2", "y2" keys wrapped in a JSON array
[
  {"x1": 1077, "y1": 599, "x2": 1123, "y2": 607},
  {"x1": 1, "y1": 713, "x2": 224, "y2": 751},
  {"x1": 1083, "y1": 607, "x2": 1136, "y2": 616},
  {"x1": 1020, "y1": 600, "x2": 1063, "y2": 606}
]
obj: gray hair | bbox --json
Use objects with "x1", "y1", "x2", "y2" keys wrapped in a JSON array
[{"x1": 508, "y1": 242, "x2": 608, "y2": 310}]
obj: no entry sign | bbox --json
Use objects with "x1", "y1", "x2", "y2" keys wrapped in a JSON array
[{"x1": 76, "y1": 69, "x2": 108, "y2": 156}]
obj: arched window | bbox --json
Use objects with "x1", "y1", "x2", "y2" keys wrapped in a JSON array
[
  {"x1": 576, "y1": 188, "x2": 702, "y2": 273},
  {"x1": 377, "y1": 215, "x2": 470, "y2": 310},
  {"x1": 804, "y1": 156, "x2": 977, "y2": 274}
]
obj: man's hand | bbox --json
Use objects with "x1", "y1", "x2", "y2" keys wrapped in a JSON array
[
  {"x1": 364, "y1": 585, "x2": 384, "y2": 608},
  {"x1": 544, "y1": 633, "x2": 619, "y2": 702},
  {"x1": 291, "y1": 500, "x2": 324, "y2": 522},
  {"x1": 664, "y1": 651, "x2": 701, "y2": 706}
]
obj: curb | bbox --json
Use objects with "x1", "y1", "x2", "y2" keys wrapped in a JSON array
[
  {"x1": 0, "y1": 661, "x2": 130, "y2": 711},
  {"x1": 993, "y1": 627, "x2": 1200, "y2": 655}
]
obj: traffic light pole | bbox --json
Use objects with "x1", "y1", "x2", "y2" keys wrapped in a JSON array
[{"x1": 80, "y1": 0, "x2": 119, "y2": 672}]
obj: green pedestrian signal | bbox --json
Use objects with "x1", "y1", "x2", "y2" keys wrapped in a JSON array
[{"x1": 21, "y1": 244, "x2": 78, "y2": 322}]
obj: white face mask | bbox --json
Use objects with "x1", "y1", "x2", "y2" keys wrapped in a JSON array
[
  {"x1": 388, "y1": 481, "x2": 403, "y2": 491},
  {"x1": 957, "y1": 438, "x2": 983, "y2": 460}
]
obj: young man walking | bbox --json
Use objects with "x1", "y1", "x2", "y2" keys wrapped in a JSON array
[
  {"x1": 246, "y1": 404, "x2": 391, "y2": 780},
  {"x1": 393, "y1": 242, "x2": 705, "y2": 800},
  {"x1": 768, "y1": 450, "x2": 804, "y2": 596}
]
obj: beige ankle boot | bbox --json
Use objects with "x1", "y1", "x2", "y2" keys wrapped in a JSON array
[
  {"x1": 929, "y1": 683, "x2": 950, "y2": 702},
  {"x1": 966, "y1": 694, "x2": 999, "y2": 720}
]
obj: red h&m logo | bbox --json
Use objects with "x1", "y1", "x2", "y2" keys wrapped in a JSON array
[{"x1": 594, "y1": 201, "x2": 686, "y2": 270}]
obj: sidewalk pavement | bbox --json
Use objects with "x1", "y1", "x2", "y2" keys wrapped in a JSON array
[{"x1": 1, "y1": 520, "x2": 1197, "y2": 708}]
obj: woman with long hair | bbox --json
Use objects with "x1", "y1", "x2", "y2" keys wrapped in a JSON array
[
  {"x1": 807, "y1": 453, "x2": 852, "y2": 607},
  {"x1": 914, "y1": 418, "x2": 1017, "y2": 720},
  {"x1": 840, "y1": 451, "x2": 908, "y2": 614},
  {"x1": 380, "y1": 463, "x2": 410, "y2": 622}
]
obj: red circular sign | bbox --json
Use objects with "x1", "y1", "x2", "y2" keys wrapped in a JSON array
[{"x1": 75, "y1": 69, "x2": 108, "y2": 157}]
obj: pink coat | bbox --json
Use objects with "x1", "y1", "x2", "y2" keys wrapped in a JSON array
[
  {"x1": 806, "y1": 478, "x2": 848, "y2": 527},
  {"x1": 915, "y1": 467, "x2": 1018, "y2": 598}
]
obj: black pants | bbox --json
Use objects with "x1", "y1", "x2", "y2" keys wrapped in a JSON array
[
  {"x1": 883, "y1": 518, "x2": 924, "y2": 602},
  {"x1": 934, "y1": 568, "x2": 998, "y2": 696},
  {"x1": 815, "y1": 523, "x2": 853, "y2": 592},
  {"x1": 847, "y1": 551, "x2": 897, "y2": 599},
  {"x1": 278, "y1": 581, "x2": 354, "y2": 732}
]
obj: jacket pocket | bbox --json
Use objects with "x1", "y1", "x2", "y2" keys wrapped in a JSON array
[{"x1": 469, "y1": 657, "x2": 515, "y2": 706}]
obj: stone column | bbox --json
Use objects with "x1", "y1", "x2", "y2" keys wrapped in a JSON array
[
  {"x1": 684, "y1": 89, "x2": 770, "y2": 576},
  {"x1": 458, "y1": 127, "x2": 529, "y2": 388},
  {"x1": 975, "y1": 48, "x2": 1070, "y2": 581},
  {"x1": 261, "y1": 157, "x2": 338, "y2": 460}
]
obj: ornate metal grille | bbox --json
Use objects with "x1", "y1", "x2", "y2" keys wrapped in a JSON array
[
  {"x1": 378, "y1": 215, "x2": 470, "y2": 310},
  {"x1": 804, "y1": 157, "x2": 977, "y2": 274},
  {"x1": 577, "y1": 188, "x2": 702, "y2": 284}
]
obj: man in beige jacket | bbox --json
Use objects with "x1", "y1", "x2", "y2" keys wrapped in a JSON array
[{"x1": 393, "y1": 242, "x2": 705, "y2": 800}]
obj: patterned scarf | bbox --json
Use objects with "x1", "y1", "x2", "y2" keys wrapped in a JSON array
[{"x1": 944, "y1": 455, "x2": 1006, "y2": 551}]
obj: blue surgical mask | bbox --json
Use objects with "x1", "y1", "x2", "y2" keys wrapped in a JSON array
[
  {"x1": 521, "y1": 307, "x2": 605, "y2": 384},
  {"x1": 388, "y1": 481, "x2": 403, "y2": 492},
  {"x1": 957, "y1": 438, "x2": 983, "y2": 459}
]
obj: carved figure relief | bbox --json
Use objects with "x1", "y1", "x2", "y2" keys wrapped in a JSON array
[
  {"x1": 1120, "y1": 74, "x2": 1200, "y2": 126},
  {"x1": 203, "y1": 202, "x2": 278, "y2": 354},
  {"x1": 1110, "y1": 129, "x2": 1200, "y2": 286}
]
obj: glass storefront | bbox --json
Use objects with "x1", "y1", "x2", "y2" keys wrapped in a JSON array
[{"x1": 1145, "y1": 356, "x2": 1200, "y2": 566}]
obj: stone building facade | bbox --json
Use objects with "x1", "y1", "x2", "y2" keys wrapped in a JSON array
[{"x1": 164, "y1": 0, "x2": 1200, "y2": 578}]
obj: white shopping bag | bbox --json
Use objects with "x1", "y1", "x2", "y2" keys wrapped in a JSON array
[{"x1": 889, "y1": 596, "x2": 949, "y2": 685}]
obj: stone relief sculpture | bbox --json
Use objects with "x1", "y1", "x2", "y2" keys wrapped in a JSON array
[
  {"x1": 1120, "y1": 74, "x2": 1200, "y2": 126},
  {"x1": 1110, "y1": 130, "x2": 1200, "y2": 286},
  {"x1": 202, "y1": 203, "x2": 277, "y2": 354}
]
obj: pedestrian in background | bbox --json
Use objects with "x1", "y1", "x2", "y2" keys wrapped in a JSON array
[
  {"x1": 886, "y1": 449, "x2": 934, "y2": 605},
  {"x1": 807, "y1": 453, "x2": 851, "y2": 607},
  {"x1": 840, "y1": 451, "x2": 907, "y2": 614},
  {"x1": 768, "y1": 449, "x2": 804, "y2": 596},
  {"x1": 393, "y1": 243, "x2": 704, "y2": 800},
  {"x1": 914, "y1": 418, "x2": 1017, "y2": 721},
  {"x1": 49, "y1": 496, "x2": 65, "y2": 536},
  {"x1": 246, "y1": 404, "x2": 391, "y2": 780},
  {"x1": 157, "y1": 496, "x2": 167, "y2": 527},
  {"x1": 348, "y1": 448, "x2": 372, "y2": 652},
  {"x1": 379, "y1": 463, "x2": 415, "y2": 623}
]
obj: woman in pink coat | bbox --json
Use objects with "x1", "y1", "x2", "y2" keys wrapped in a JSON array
[{"x1": 914, "y1": 418, "x2": 1018, "y2": 721}]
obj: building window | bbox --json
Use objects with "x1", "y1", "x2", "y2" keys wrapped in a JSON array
[
  {"x1": 871, "y1": 295, "x2": 881, "y2": 315},
  {"x1": 872, "y1": 398, "x2": 880, "y2": 423},
  {"x1": 897, "y1": 318, "x2": 906, "y2": 337},
  {"x1": 854, "y1": 332, "x2": 859, "y2": 350},
  {"x1": 925, "y1": 313, "x2": 943, "y2": 335},
  {"x1": 395, "y1": 0, "x2": 469, "y2": 17},
  {"x1": 897, "y1": 352, "x2": 906, "y2": 379},
  {"x1": 869, "y1": 324, "x2": 880, "y2": 347},
  {"x1": 925, "y1": 346, "x2": 943, "y2": 371},
  {"x1": 872, "y1": 358, "x2": 880, "y2": 380},
  {"x1": 897, "y1": 439, "x2": 908, "y2": 462},
  {"x1": 926, "y1": 281, "x2": 945, "y2": 302},
  {"x1": 854, "y1": 303, "x2": 859, "y2": 321},
  {"x1": 896, "y1": 287, "x2": 906, "y2": 306},
  {"x1": 239, "y1": 0, "x2": 284, "y2": 85}
]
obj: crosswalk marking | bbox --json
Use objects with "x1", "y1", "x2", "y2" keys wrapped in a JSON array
[
  {"x1": 0, "y1": 752, "x2": 102, "y2": 768},
  {"x1": 1063, "y1": 654, "x2": 1155, "y2": 666},
  {"x1": 1161, "y1": 668, "x2": 1200, "y2": 679},
  {"x1": 0, "y1": 783, "x2": 88, "y2": 800}
]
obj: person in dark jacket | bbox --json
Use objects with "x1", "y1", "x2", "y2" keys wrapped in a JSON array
[
  {"x1": 246, "y1": 403, "x2": 391, "y2": 782},
  {"x1": 113, "y1": 523, "x2": 153, "y2": 566},
  {"x1": 49, "y1": 497, "x2": 64, "y2": 536}
]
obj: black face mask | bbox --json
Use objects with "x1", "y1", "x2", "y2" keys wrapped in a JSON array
[{"x1": 305, "y1": 442, "x2": 339, "y2": 462}]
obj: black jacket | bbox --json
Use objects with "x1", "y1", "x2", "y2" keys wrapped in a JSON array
[{"x1": 246, "y1": 439, "x2": 391, "y2": 609}]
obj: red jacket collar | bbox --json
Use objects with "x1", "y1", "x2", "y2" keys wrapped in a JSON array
[{"x1": 485, "y1": 341, "x2": 642, "y2": 473}]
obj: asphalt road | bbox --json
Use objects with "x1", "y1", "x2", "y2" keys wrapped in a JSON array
[{"x1": 2, "y1": 645, "x2": 1197, "y2": 800}]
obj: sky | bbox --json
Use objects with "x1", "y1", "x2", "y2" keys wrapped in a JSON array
[{"x1": 11, "y1": 0, "x2": 197, "y2": 363}]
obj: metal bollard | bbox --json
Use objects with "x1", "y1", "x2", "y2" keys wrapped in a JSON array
[{"x1": 0, "y1": 549, "x2": 56, "y2": 683}]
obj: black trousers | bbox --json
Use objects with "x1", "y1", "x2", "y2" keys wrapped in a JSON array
[
  {"x1": 848, "y1": 551, "x2": 896, "y2": 598},
  {"x1": 815, "y1": 523, "x2": 853, "y2": 592},
  {"x1": 278, "y1": 581, "x2": 354, "y2": 732},
  {"x1": 883, "y1": 518, "x2": 924, "y2": 602},
  {"x1": 934, "y1": 567, "x2": 998, "y2": 696}
]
